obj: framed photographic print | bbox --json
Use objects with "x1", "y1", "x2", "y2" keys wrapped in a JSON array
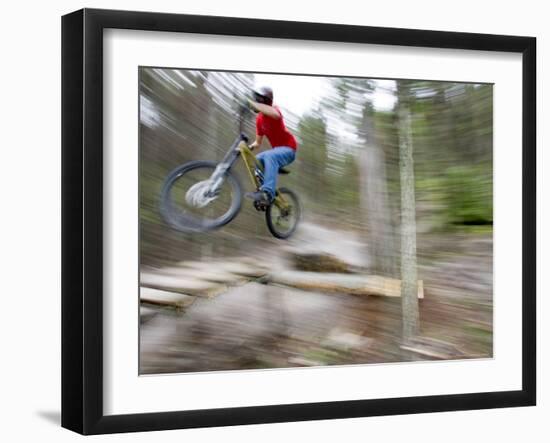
[{"x1": 61, "y1": 8, "x2": 536, "y2": 435}]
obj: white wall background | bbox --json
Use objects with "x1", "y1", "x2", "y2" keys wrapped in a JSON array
[{"x1": 0, "y1": 0, "x2": 546, "y2": 441}]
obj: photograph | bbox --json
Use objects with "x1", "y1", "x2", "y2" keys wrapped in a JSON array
[
  {"x1": 0, "y1": 0, "x2": 543, "y2": 439},
  {"x1": 138, "y1": 67, "x2": 494, "y2": 375}
]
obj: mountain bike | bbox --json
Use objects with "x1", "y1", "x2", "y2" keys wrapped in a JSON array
[{"x1": 159, "y1": 131, "x2": 301, "y2": 239}]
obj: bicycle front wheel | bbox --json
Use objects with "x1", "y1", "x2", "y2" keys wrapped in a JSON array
[
  {"x1": 265, "y1": 187, "x2": 301, "y2": 239},
  {"x1": 160, "y1": 160, "x2": 242, "y2": 233}
]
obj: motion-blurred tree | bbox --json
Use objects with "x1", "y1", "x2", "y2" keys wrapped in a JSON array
[
  {"x1": 330, "y1": 78, "x2": 398, "y2": 276},
  {"x1": 397, "y1": 81, "x2": 419, "y2": 339},
  {"x1": 359, "y1": 98, "x2": 398, "y2": 277}
]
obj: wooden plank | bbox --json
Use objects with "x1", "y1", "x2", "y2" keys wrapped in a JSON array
[
  {"x1": 155, "y1": 266, "x2": 249, "y2": 285},
  {"x1": 265, "y1": 271, "x2": 424, "y2": 298},
  {"x1": 367, "y1": 276, "x2": 424, "y2": 299},
  {"x1": 216, "y1": 262, "x2": 269, "y2": 278},
  {"x1": 140, "y1": 287, "x2": 196, "y2": 309},
  {"x1": 400, "y1": 336, "x2": 466, "y2": 359},
  {"x1": 140, "y1": 273, "x2": 226, "y2": 298}
]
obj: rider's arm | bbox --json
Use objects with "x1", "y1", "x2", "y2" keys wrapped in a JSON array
[
  {"x1": 248, "y1": 99, "x2": 281, "y2": 120},
  {"x1": 249, "y1": 134, "x2": 264, "y2": 150}
]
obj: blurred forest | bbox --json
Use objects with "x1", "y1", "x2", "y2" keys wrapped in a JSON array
[{"x1": 139, "y1": 68, "x2": 492, "y2": 269}]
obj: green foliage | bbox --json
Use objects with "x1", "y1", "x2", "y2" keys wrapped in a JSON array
[
  {"x1": 296, "y1": 113, "x2": 329, "y2": 198},
  {"x1": 290, "y1": 111, "x2": 361, "y2": 219},
  {"x1": 443, "y1": 165, "x2": 493, "y2": 226},
  {"x1": 404, "y1": 83, "x2": 493, "y2": 231}
]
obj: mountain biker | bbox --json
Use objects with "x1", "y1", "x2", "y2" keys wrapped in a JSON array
[{"x1": 245, "y1": 86, "x2": 298, "y2": 205}]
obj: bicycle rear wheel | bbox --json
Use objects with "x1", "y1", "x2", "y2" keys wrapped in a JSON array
[
  {"x1": 265, "y1": 187, "x2": 301, "y2": 239},
  {"x1": 160, "y1": 160, "x2": 242, "y2": 233}
]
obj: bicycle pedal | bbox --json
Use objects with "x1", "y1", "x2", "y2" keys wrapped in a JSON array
[{"x1": 253, "y1": 200, "x2": 269, "y2": 211}]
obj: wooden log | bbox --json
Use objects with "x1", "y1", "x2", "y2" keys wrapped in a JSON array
[{"x1": 264, "y1": 271, "x2": 424, "y2": 299}]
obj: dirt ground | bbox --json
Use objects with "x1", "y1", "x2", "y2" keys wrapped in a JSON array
[{"x1": 140, "y1": 224, "x2": 492, "y2": 374}]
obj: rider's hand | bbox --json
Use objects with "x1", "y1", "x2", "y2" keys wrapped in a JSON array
[
  {"x1": 247, "y1": 98, "x2": 259, "y2": 112},
  {"x1": 248, "y1": 141, "x2": 258, "y2": 150}
]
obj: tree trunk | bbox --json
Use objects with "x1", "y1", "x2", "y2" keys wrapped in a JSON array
[
  {"x1": 359, "y1": 111, "x2": 397, "y2": 277},
  {"x1": 398, "y1": 101, "x2": 420, "y2": 339}
]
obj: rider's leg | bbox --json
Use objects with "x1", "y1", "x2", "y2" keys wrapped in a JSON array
[{"x1": 257, "y1": 147, "x2": 295, "y2": 200}]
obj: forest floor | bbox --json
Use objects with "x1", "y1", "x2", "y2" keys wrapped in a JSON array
[{"x1": 139, "y1": 221, "x2": 493, "y2": 374}]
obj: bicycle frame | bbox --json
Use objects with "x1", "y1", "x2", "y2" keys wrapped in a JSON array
[{"x1": 221, "y1": 134, "x2": 290, "y2": 211}]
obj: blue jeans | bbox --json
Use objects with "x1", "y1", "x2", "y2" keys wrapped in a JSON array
[{"x1": 256, "y1": 147, "x2": 296, "y2": 200}]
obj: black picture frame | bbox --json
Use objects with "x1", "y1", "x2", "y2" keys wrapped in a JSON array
[{"x1": 61, "y1": 8, "x2": 536, "y2": 435}]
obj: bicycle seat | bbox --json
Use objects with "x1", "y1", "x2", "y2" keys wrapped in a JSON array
[{"x1": 278, "y1": 167, "x2": 291, "y2": 175}]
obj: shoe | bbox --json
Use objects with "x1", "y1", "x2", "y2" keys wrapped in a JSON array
[{"x1": 245, "y1": 190, "x2": 272, "y2": 204}]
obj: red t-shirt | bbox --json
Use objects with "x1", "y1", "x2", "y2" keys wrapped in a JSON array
[{"x1": 256, "y1": 106, "x2": 297, "y2": 150}]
